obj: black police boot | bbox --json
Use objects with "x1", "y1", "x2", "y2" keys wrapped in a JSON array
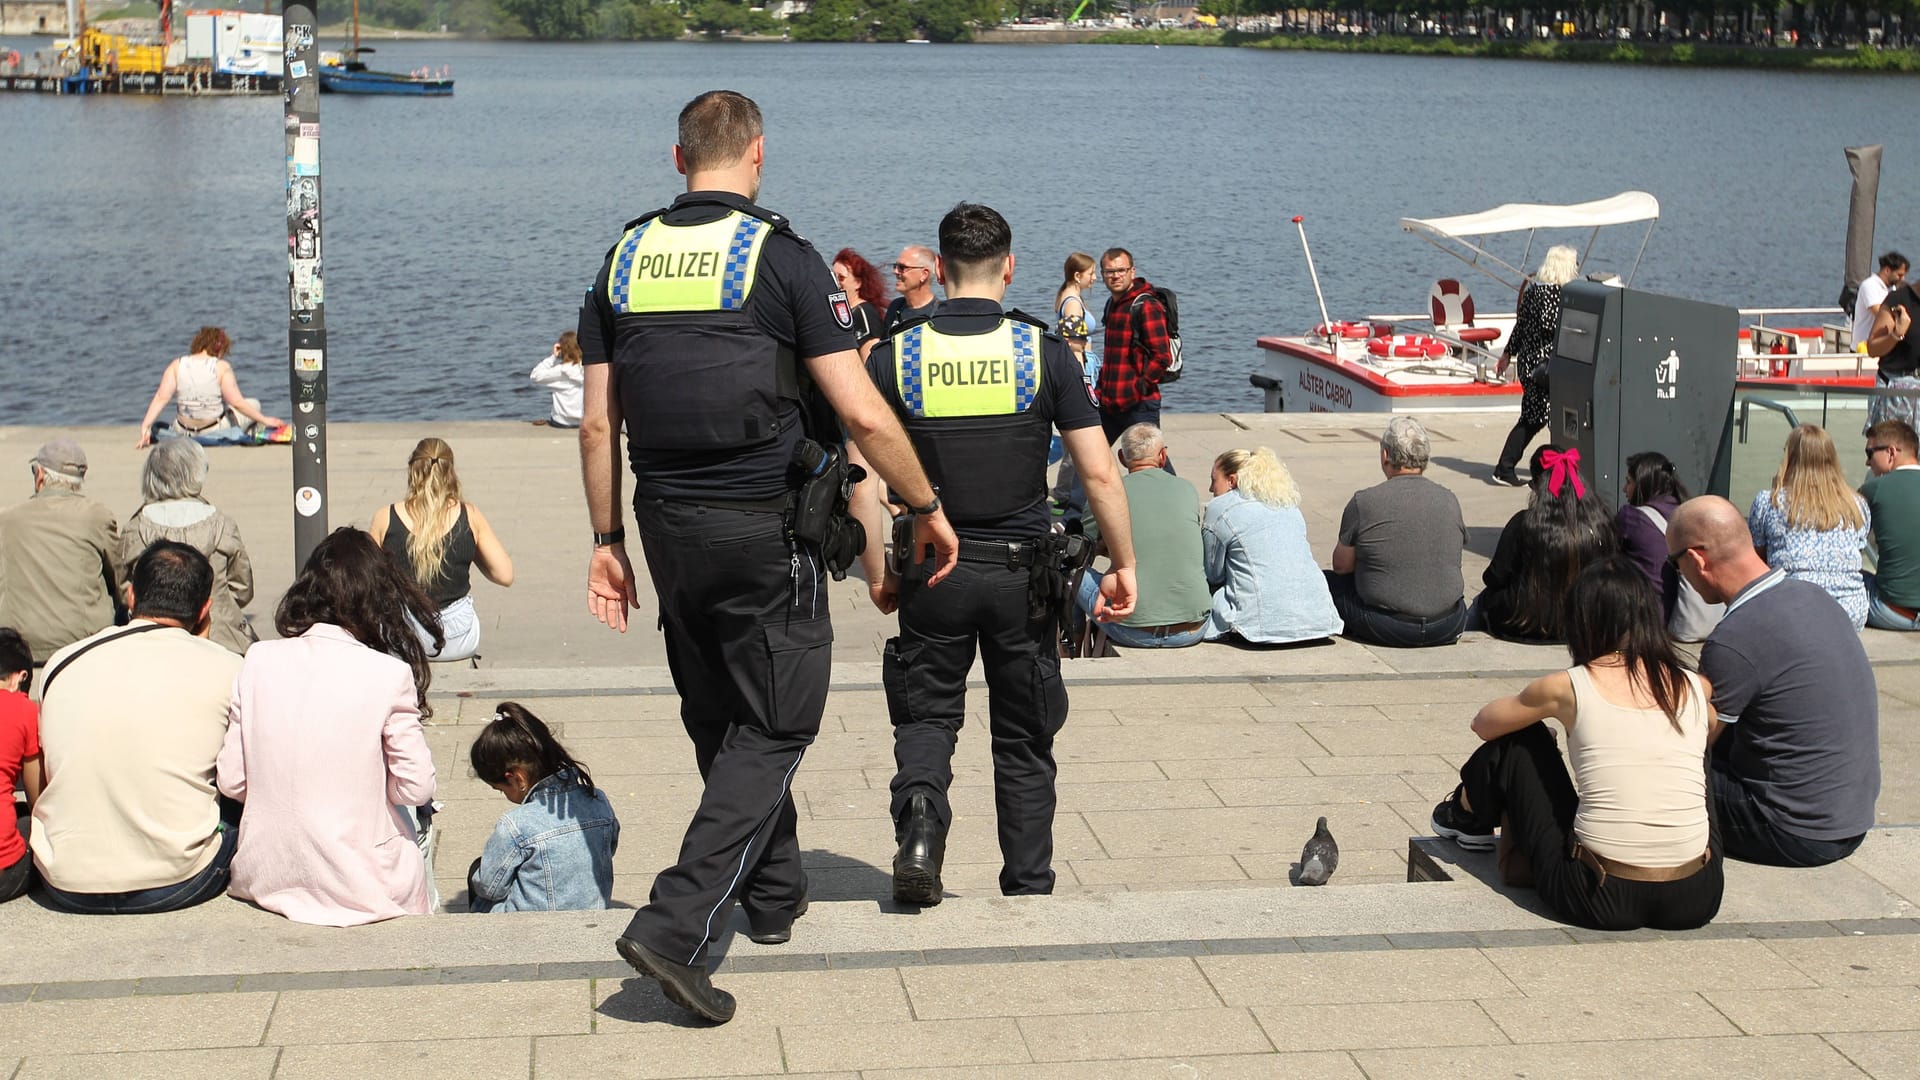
[
  {"x1": 745, "y1": 894, "x2": 809, "y2": 946},
  {"x1": 614, "y1": 936, "x2": 735, "y2": 1024},
  {"x1": 892, "y1": 792, "x2": 947, "y2": 906}
]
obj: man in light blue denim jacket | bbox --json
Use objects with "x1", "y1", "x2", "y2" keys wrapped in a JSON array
[{"x1": 468, "y1": 766, "x2": 620, "y2": 913}]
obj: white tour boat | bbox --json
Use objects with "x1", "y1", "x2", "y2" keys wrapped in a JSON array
[{"x1": 1250, "y1": 192, "x2": 1875, "y2": 414}]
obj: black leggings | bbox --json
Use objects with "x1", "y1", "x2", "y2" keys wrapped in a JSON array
[{"x1": 1457, "y1": 723, "x2": 1723, "y2": 932}]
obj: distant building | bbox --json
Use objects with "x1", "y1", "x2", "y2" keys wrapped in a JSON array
[
  {"x1": 0, "y1": 0, "x2": 66, "y2": 35},
  {"x1": 1133, "y1": 2, "x2": 1197, "y2": 25}
]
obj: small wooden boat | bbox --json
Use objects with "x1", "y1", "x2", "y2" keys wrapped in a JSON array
[{"x1": 318, "y1": 0, "x2": 453, "y2": 96}]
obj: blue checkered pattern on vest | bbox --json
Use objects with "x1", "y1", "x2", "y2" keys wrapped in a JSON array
[
  {"x1": 608, "y1": 220, "x2": 652, "y2": 312},
  {"x1": 898, "y1": 325, "x2": 927, "y2": 416},
  {"x1": 720, "y1": 217, "x2": 764, "y2": 311},
  {"x1": 1011, "y1": 323, "x2": 1039, "y2": 412}
]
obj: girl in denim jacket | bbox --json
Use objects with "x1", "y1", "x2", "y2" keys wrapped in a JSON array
[{"x1": 467, "y1": 703, "x2": 619, "y2": 912}]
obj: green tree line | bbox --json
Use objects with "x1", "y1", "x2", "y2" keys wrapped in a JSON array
[
  {"x1": 1192, "y1": 0, "x2": 1916, "y2": 43},
  {"x1": 316, "y1": 0, "x2": 1034, "y2": 40}
]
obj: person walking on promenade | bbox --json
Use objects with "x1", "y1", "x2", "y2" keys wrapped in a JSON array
[
  {"x1": 1853, "y1": 251, "x2": 1906, "y2": 350},
  {"x1": 861, "y1": 203, "x2": 1136, "y2": 907},
  {"x1": 371, "y1": 437, "x2": 515, "y2": 663},
  {"x1": 1047, "y1": 252, "x2": 1098, "y2": 512},
  {"x1": 1095, "y1": 248, "x2": 1175, "y2": 472},
  {"x1": 882, "y1": 245, "x2": 938, "y2": 336},
  {"x1": 575, "y1": 90, "x2": 957, "y2": 1025},
  {"x1": 1491, "y1": 245, "x2": 1577, "y2": 486},
  {"x1": 135, "y1": 327, "x2": 285, "y2": 448}
]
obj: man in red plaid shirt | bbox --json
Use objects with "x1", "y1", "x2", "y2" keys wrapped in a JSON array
[{"x1": 1096, "y1": 247, "x2": 1175, "y2": 472}]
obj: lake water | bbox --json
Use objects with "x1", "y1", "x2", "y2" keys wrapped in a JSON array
[{"x1": 2, "y1": 39, "x2": 1917, "y2": 424}]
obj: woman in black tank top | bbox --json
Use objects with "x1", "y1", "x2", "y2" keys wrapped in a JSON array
[{"x1": 370, "y1": 438, "x2": 515, "y2": 663}]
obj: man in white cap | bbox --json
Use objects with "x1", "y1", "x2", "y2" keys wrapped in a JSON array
[{"x1": 0, "y1": 439, "x2": 122, "y2": 666}]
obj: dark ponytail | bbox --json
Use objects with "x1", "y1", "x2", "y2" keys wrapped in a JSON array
[{"x1": 469, "y1": 702, "x2": 595, "y2": 792}]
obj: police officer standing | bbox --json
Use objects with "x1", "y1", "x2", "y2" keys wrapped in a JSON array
[
  {"x1": 577, "y1": 91, "x2": 958, "y2": 1024},
  {"x1": 861, "y1": 202, "x2": 1138, "y2": 906}
]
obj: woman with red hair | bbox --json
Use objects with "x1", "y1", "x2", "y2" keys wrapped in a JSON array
[
  {"x1": 136, "y1": 327, "x2": 285, "y2": 448},
  {"x1": 831, "y1": 249, "x2": 891, "y2": 361}
]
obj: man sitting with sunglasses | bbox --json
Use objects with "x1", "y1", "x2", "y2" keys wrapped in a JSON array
[
  {"x1": 1862, "y1": 420, "x2": 1920, "y2": 631},
  {"x1": 1667, "y1": 496, "x2": 1879, "y2": 868}
]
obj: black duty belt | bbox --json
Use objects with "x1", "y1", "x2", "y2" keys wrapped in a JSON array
[{"x1": 957, "y1": 538, "x2": 1039, "y2": 570}]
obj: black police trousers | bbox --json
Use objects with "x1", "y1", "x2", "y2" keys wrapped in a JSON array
[
  {"x1": 621, "y1": 500, "x2": 831, "y2": 966},
  {"x1": 884, "y1": 557, "x2": 1069, "y2": 895}
]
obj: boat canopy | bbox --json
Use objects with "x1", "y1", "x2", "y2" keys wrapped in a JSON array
[{"x1": 1399, "y1": 191, "x2": 1660, "y2": 289}]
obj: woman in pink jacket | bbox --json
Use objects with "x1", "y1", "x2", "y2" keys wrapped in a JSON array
[{"x1": 218, "y1": 528, "x2": 444, "y2": 927}]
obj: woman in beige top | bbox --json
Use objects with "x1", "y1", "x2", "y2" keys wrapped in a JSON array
[
  {"x1": 1430, "y1": 555, "x2": 1723, "y2": 931},
  {"x1": 135, "y1": 327, "x2": 285, "y2": 449}
]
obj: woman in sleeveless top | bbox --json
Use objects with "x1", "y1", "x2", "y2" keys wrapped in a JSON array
[
  {"x1": 1431, "y1": 555, "x2": 1723, "y2": 932},
  {"x1": 370, "y1": 438, "x2": 514, "y2": 663},
  {"x1": 1049, "y1": 253, "x2": 1098, "y2": 510},
  {"x1": 136, "y1": 327, "x2": 286, "y2": 449}
]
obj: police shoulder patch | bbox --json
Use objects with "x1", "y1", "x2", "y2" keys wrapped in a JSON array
[{"x1": 828, "y1": 291, "x2": 854, "y2": 330}]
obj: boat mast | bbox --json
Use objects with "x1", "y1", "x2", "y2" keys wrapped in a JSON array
[{"x1": 351, "y1": 0, "x2": 360, "y2": 54}]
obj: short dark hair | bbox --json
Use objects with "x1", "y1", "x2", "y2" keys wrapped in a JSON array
[
  {"x1": 937, "y1": 202, "x2": 1012, "y2": 285},
  {"x1": 1100, "y1": 247, "x2": 1133, "y2": 269},
  {"x1": 1868, "y1": 418, "x2": 1919, "y2": 456},
  {"x1": 677, "y1": 90, "x2": 762, "y2": 173},
  {"x1": 1881, "y1": 251, "x2": 1909, "y2": 273},
  {"x1": 0, "y1": 628, "x2": 31, "y2": 687},
  {"x1": 130, "y1": 541, "x2": 214, "y2": 625}
]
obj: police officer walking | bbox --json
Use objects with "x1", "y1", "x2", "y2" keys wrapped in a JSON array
[
  {"x1": 576, "y1": 90, "x2": 958, "y2": 1024},
  {"x1": 861, "y1": 202, "x2": 1138, "y2": 905}
]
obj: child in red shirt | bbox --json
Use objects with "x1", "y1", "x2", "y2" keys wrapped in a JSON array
[{"x1": 1, "y1": 628, "x2": 42, "y2": 903}]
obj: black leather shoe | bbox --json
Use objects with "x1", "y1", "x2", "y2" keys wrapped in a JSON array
[
  {"x1": 614, "y1": 936, "x2": 736, "y2": 1024},
  {"x1": 745, "y1": 895, "x2": 809, "y2": 945},
  {"x1": 893, "y1": 792, "x2": 947, "y2": 906}
]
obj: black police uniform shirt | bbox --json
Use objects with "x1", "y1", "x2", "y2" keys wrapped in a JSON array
[
  {"x1": 883, "y1": 296, "x2": 937, "y2": 337},
  {"x1": 865, "y1": 297, "x2": 1100, "y2": 544},
  {"x1": 577, "y1": 191, "x2": 858, "y2": 502}
]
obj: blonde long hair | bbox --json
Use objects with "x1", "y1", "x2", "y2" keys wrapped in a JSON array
[
  {"x1": 1535, "y1": 245, "x2": 1580, "y2": 287},
  {"x1": 1769, "y1": 424, "x2": 1866, "y2": 531},
  {"x1": 403, "y1": 437, "x2": 464, "y2": 585},
  {"x1": 1215, "y1": 447, "x2": 1300, "y2": 508}
]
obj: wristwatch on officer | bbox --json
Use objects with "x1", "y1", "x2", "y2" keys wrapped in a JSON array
[
  {"x1": 906, "y1": 494, "x2": 942, "y2": 517},
  {"x1": 593, "y1": 526, "x2": 626, "y2": 547}
]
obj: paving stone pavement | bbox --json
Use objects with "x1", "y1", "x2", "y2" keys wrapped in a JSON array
[{"x1": 1, "y1": 414, "x2": 1916, "y2": 1077}]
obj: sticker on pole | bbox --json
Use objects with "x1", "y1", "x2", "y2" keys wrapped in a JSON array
[{"x1": 295, "y1": 486, "x2": 323, "y2": 517}]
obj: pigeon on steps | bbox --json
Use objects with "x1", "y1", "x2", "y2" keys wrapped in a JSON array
[{"x1": 1296, "y1": 816, "x2": 1339, "y2": 886}]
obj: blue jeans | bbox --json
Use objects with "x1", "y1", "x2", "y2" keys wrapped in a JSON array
[
  {"x1": 1864, "y1": 573, "x2": 1920, "y2": 631},
  {"x1": 41, "y1": 822, "x2": 238, "y2": 915},
  {"x1": 1074, "y1": 571, "x2": 1204, "y2": 649}
]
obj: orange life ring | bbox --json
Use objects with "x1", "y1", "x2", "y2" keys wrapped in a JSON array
[
  {"x1": 1366, "y1": 334, "x2": 1449, "y2": 360},
  {"x1": 1312, "y1": 320, "x2": 1373, "y2": 340}
]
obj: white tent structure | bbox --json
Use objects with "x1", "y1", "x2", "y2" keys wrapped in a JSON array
[{"x1": 1400, "y1": 191, "x2": 1660, "y2": 290}]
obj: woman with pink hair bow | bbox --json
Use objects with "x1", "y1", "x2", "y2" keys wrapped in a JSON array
[{"x1": 1471, "y1": 444, "x2": 1619, "y2": 643}]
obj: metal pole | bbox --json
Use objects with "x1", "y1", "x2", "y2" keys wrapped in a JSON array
[
  {"x1": 283, "y1": 3, "x2": 328, "y2": 569},
  {"x1": 1294, "y1": 215, "x2": 1337, "y2": 353}
]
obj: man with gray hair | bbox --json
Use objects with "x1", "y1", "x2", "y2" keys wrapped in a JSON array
[
  {"x1": 1076, "y1": 424, "x2": 1210, "y2": 648},
  {"x1": 1325, "y1": 417, "x2": 1468, "y2": 647},
  {"x1": 0, "y1": 439, "x2": 121, "y2": 665},
  {"x1": 882, "y1": 245, "x2": 939, "y2": 336}
]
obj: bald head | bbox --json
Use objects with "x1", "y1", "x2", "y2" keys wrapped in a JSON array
[
  {"x1": 1669, "y1": 496, "x2": 1749, "y2": 559},
  {"x1": 1669, "y1": 495, "x2": 1770, "y2": 604}
]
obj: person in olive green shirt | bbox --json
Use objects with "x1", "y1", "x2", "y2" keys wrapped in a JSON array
[
  {"x1": 1863, "y1": 418, "x2": 1920, "y2": 630},
  {"x1": 1078, "y1": 424, "x2": 1210, "y2": 647},
  {"x1": 0, "y1": 440, "x2": 121, "y2": 667}
]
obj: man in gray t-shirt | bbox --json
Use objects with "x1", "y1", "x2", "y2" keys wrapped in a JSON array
[
  {"x1": 1670, "y1": 497, "x2": 1880, "y2": 867},
  {"x1": 1325, "y1": 418, "x2": 1468, "y2": 648}
]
